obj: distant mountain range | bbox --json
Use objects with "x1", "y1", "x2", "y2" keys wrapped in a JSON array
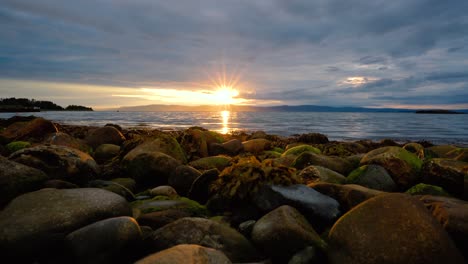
[{"x1": 116, "y1": 104, "x2": 468, "y2": 113}]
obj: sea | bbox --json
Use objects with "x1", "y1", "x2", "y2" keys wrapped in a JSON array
[{"x1": 1, "y1": 111, "x2": 467, "y2": 147}]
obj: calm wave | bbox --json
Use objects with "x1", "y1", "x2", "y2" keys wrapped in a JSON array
[{"x1": 1, "y1": 111, "x2": 467, "y2": 146}]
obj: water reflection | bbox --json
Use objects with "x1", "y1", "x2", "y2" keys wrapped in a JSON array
[{"x1": 221, "y1": 110, "x2": 230, "y2": 134}]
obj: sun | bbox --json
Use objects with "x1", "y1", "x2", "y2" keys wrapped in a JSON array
[{"x1": 213, "y1": 86, "x2": 239, "y2": 105}]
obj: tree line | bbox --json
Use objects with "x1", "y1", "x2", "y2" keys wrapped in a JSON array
[{"x1": 0, "y1": 97, "x2": 93, "y2": 111}]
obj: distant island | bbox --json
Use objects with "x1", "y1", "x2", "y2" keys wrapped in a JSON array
[
  {"x1": 0, "y1": 98, "x2": 93, "y2": 112},
  {"x1": 415, "y1": 109, "x2": 465, "y2": 114}
]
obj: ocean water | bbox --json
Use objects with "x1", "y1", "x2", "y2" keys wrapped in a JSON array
[{"x1": 1, "y1": 111, "x2": 467, "y2": 146}]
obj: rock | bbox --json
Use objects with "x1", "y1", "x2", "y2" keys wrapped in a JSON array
[
  {"x1": 345, "y1": 153, "x2": 365, "y2": 169},
  {"x1": 448, "y1": 148, "x2": 468, "y2": 162},
  {"x1": 168, "y1": 165, "x2": 202, "y2": 196},
  {"x1": 135, "y1": 244, "x2": 232, "y2": 264},
  {"x1": 43, "y1": 179, "x2": 79, "y2": 189},
  {"x1": 5, "y1": 141, "x2": 31, "y2": 154},
  {"x1": 250, "y1": 130, "x2": 268, "y2": 139},
  {"x1": 88, "y1": 179, "x2": 136, "y2": 201},
  {"x1": 322, "y1": 142, "x2": 368, "y2": 157},
  {"x1": 257, "y1": 150, "x2": 282, "y2": 161},
  {"x1": 292, "y1": 152, "x2": 353, "y2": 175},
  {"x1": 65, "y1": 216, "x2": 142, "y2": 264},
  {"x1": 137, "y1": 209, "x2": 193, "y2": 230},
  {"x1": 0, "y1": 188, "x2": 132, "y2": 260},
  {"x1": 132, "y1": 196, "x2": 209, "y2": 216},
  {"x1": 308, "y1": 182, "x2": 384, "y2": 212},
  {"x1": 0, "y1": 156, "x2": 48, "y2": 207},
  {"x1": 242, "y1": 138, "x2": 271, "y2": 153},
  {"x1": 238, "y1": 220, "x2": 256, "y2": 238},
  {"x1": 327, "y1": 193, "x2": 465, "y2": 264},
  {"x1": 418, "y1": 195, "x2": 468, "y2": 260},
  {"x1": 421, "y1": 158, "x2": 468, "y2": 197},
  {"x1": 253, "y1": 184, "x2": 340, "y2": 227},
  {"x1": 122, "y1": 150, "x2": 181, "y2": 188},
  {"x1": 403, "y1": 142, "x2": 425, "y2": 159},
  {"x1": 288, "y1": 246, "x2": 317, "y2": 264},
  {"x1": 209, "y1": 139, "x2": 244, "y2": 156},
  {"x1": 42, "y1": 132, "x2": 91, "y2": 153},
  {"x1": 94, "y1": 144, "x2": 120, "y2": 163},
  {"x1": 111, "y1": 177, "x2": 137, "y2": 193},
  {"x1": 360, "y1": 146, "x2": 422, "y2": 189},
  {"x1": 282, "y1": 145, "x2": 321, "y2": 157},
  {"x1": 125, "y1": 134, "x2": 187, "y2": 163},
  {"x1": 346, "y1": 165, "x2": 397, "y2": 191},
  {"x1": 406, "y1": 183, "x2": 450, "y2": 196},
  {"x1": 252, "y1": 205, "x2": 326, "y2": 262},
  {"x1": 295, "y1": 133, "x2": 329, "y2": 144},
  {"x1": 180, "y1": 128, "x2": 222, "y2": 159},
  {"x1": 149, "y1": 185, "x2": 178, "y2": 198},
  {"x1": 9, "y1": 144, "x2": 99, "y2": 185},
  {"x1": 298, "y1": 165, "x2": 346, "y2": 185},
  {"x1": 0, "y1": 117, "x2": 57, "y2": 143},
  {"x1": 426, "y1": 145, "x2": 458, "y2": 158},
  {"x1": 189, "y1": 155, "x2": 231, "y2": 171},
  {"x1": 84, "y1": 126, "x2": 126, "y2": 149},
  {"x1": 188, "y1": 168, "x2": 219, "y2": 204},
  {"x1": 150, "y1": 217, "x2": 258, "y2": 262}
]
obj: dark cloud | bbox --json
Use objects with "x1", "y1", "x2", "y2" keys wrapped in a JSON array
[{"x1": 0, "y1": 0, "x2": 467, "y2": 108}]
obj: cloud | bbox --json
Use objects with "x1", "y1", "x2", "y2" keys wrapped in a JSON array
[{"x1": 0, "y1": 0, "x2": 468, "y2": 108}]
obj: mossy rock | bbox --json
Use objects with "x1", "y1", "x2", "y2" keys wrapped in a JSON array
[
  {"x1": 282, "y1": 145, "x2": 321, "y2": 157},
  {"x1": 406, "y1": 183, "x2": 451, "y2": 197},
  {"x1": 292, "y1": 152, "x2": 353, "y2": 175},
  {"x1": 322, "y1": 142, "x2": 367, "y2": 157},
  {"x1": 111, "y1": 178, "x2": 137, "y2": 193},
  {"x1": 131, "y1": 196, "x2": 209, "y2": 216},
  {"x1": 6, "y1": 141, "x2": 31, "y2": 153},
  {"x1": 347, "y1": 165, "x2": 397, "y2": 192},
  {"x1": 421, "y1": 158, "x2": 468, "y2": 197},
  {"x1": 426, "y1": 145, "x2": 458, "y2": 158},
  {"x1": 298, "y1": 165, "x2": 346, "y2": 185},
  {"x1": 257, "y1": 150, "x2": 282, "y2": 161},
  {"x1": 189, "y1": 155, "x2": 231, "y2": 171},
  {"x1": 403, "y1": 143, "x2": 425, "y2": 159},
  {"x1": 360, "y1": 146, "x2": 422, "y2": 189},
  {"x1": 271, "y1": 147, "x2": 284, "y2": 154},
  {"x1": 446, "y1": 148, "x2": 468, "y2": 162}
]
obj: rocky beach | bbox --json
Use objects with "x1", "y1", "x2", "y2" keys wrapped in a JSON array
[{"x1": 0, "y1": 115, "x2": 467, "y2": 264}]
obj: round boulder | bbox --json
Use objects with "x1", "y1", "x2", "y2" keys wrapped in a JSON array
[
  {"x1": 421, "y1": 158, "x2": 468, "y2": 197},
  {"x1": 346, "y1": 164, "x2": 397, "y2": 191},
  {"x1": 84, "y1": 126, "x2": 126, "y2": 149},
  {"x1": 168, "y1": 165, "x2": 201, "y2": 196},
  {"x1": 327, "y1": 193, "x2": 465, "y2": 264},
  {"x1": 135, "y1": 244, "x2": 232, "y2": 264},
  {"x1": 0, "y1": 117, "x2": 57, "y2": 143}
]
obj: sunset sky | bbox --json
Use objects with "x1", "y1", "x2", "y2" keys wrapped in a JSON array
[{"x1": 1, "y1": 0, "x2": 468, "y2": 109}]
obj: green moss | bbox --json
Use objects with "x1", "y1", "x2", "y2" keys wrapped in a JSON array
[
  {"x1": 406, "y1": 183, "x2": 451, "y2": 197},
  {"x1": 398, "y1": 148, "x2": 423, "y2": 171},
  {"x1": 207, "y1": 131, "x2": 225, "y2": 143},
  {"x1": 272, "y1": 147, "x2": 284, "y2": 154},
  {"x1": 131, "y1": 195, "x2": 210, "y2": 216},
  {"x1": 282, "y1": 145, "x2": 321, "y2": 157},
  {"x1": 347, "y1": 165, "x2": 368, "y2": 182},
  {"x1": 6, "y1": 141, "x2": 31, "y2": 153},
  {"x1": 189, "y1": 155, "x2": 231, "y2": 171}
]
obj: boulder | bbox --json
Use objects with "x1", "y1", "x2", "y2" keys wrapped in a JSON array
[
  {"x1": 168, "y1": 165, "x2": 202, "y2": 196},
  {"x1": 88, "y1": 179, "x2": 135, "y2": 201},
  {"x1": 322, "y1": 142, "x2": 367, "y2": 157},
  {"x1": 282, "y1": 145, "x2": 321, "y2": 157},
  {"x1": 426, "y1": 145, "x2": 458, "y2": 158},
  {"x1": 327, "y1": 193, "x2": 465, "y2": 264},
  {"x1": 94, "y1": 144, "x2": 120, "y2": 163},
  {"x1": 347, "y1": 164, "x2": 397, "y2": 191},
  {"x1": 132, "y1": 196, "x2": 209, "y2": 217},
  {"x1": 180, "y1": 128, "x2": 222, "y2": 159},
  {"x1": 292, "y1": 152, "x2": 353, "y2": 175},
  {"x1": 403, "y1": 142, "x2": 425, "y2": 159},
  {"x1": 43, "y1": 179, "x2": 78, "y2": 189},
  {"x1": 150, "y1": 217, "x2": 258, "y2": 262},
  {"x1": 42, "y1": 132, "x2": 90, "y2": 153},
  {"x1": 253, "y1": 184, "x2": 340, "y2": 227},
  {"x1": 125, "y1": 134, "x2": 187, "y2": 163},
  {"x1": 5, "y1": 141, "x2": 31, "y2": 154},
  {"x1": 295, "y1": 133, "x2": 329, "y2": 144},
  {"x1": 242, "y1": 138, "x2": 271, "y2": 153},
  {"x1": 65, "y1": 216, "x2": 142, "y2": 264},
  {"x1": 84, "y1": 126, "x2": 126, "y2": 149},
  {"x1": 0, "y1": 188, "x2": 132, "y2": 260},
  {"x1": 308, "y1": 182, "x2": 384, "y2": 212},
  {"x1": 135, "y1": 244, "x2": 232, "y2": 264},
  {"x1": 189, "y1": 155, "x2": 231, "y2": 171},
  {"x1": 418, "y1": 195, "x2": 468, "y2": 259},
  {"x1": 209, "y1": 139, "x2": 244, "y2": 156},
  {"x1": 188, "y1": 169, "x2": 219, "y2": 204},
  {"x1": 149, "y1": 185, "x2": 178, "y2": 198},
  {"x1": 0, "y1": 117, "x2": 57, "y2": 143},
  {"x1": 298, "y1": 165, "x2": 346, "y2": 184},
  {"x1": 0, "y1": 156, "x2": 48, "y2": 207},
  {"x1": 288, "y1": 246, "x2": 317, "y2": 264},
  {"x1": 137, "y1": 209, "x2": 193, "y2": 230},
  {"x1": 421, "y1": 158, "x2": 468, "y2": 197},
  {"x1": 9, "y1": 144, "x2": 99, "y2": 185},
  {"x1": 360, "y1": 146, "x2": 422, "y2": 189},
  {"x1": 122, "y1": 150, "x2": 181, "y2": 188},
  {"x1": 406, "y1": 183, "x2": 450, "y2": 197},
  {"x1": 251, "y1": 205, "x2": 326, "y2": 261}
]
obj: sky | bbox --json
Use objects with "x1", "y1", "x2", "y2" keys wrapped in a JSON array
[{"x1": 1, "y1": 0, "x2": 468, "y2": 109}]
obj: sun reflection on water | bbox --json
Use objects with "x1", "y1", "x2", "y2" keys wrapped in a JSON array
[{"x1": 221, "y1": 110, "x2": 230, "y2": 134}]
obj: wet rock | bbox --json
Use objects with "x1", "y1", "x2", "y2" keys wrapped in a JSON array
[
  {"x1": 292, "y1": 152, "x2": 353, "y2": 175},
  {"x1": 135, "y1": 244, "x2": 232, "y2": 264},
  {"x1": 42, "y1": 132, "x2": 91, "y2": 153},
  {"x1": 421, "y1": 158, "x2": 468, "y2": 197},
  {"x1": 327, "y1": 193, "x2": 465, "y2": 264},
  {"x1": 298, "y1": 165, "x2": 346, "y2": 185},
  {"x1": 188, "y1": 169, "x2": 219, "y2": 204},
  {"x1": 132, "y1": 196, "x2": 209, "y2": 217},
  {"x1": 0, "y1": 117, "x2": 57, "y2": 143},
  {"x1": 94, "y1": 144, "x2": 120, "y2": 163},
  {"x1": 84, "y1": 126, "x2": 126, "y2": 149},
  {"x1": 125, "y1": 133, "x2": 187, "y2": 163},
  {"x1": 168, "y1": 165, "x2": 202, "y2": 196},
  {"x1": 65, "y1": 216, "x2": 142, "y2": 264},
  {"x1": 209, "y1": 139, "x2": 244, "y2": 156},
  {"x1": 122, "y1": 150, "x2": 181, "y2": 188},
  {"x1": 9, "y1": 144, "x2": 99, "y2": 185},
  {"x1": 253, "y1": 184, "x2": 340, "y2": 226},
  {"x1": 88, "y1": 179, "x2": 135, "y2": 201},
  {"x1": 282, "y1": 145, "x2": 321, "y2": 157},
  {"x1": 252, "y1": 205, "x2": 326, "y2": 262},
  {"x1": 406, "y1": 183, "x2": 450, "y2": 197},
  {"x1": 242, "y1": 138, "x2": 271, "y2": 153},
  {"x1": 308, "y1": 182, "x2": 384, "y2": 212},
  {"x1": 150, "y1": 217, "x2": 258, "y2": 262},
  {"x1": 0, "y1": 156, "x2": 48, "y2": 207},
  {"x1": 180, "y1": 128, "x2": 222, "y2": 160},
  {"x1": 360, "y1": 146, "x2": 422, "y2": 189},
  {"x1": 149, "y1": 185, "x2": 178, "y2": 198},
  {"x1": 346, "y1": 164, "x2": 397, "y2": 191},
  {"x1": 189, "y1": 155, "x2": 231, "y2": 171},
  {"x1": 0, "y1": 188, "x2": 132, "y2": 261}
]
